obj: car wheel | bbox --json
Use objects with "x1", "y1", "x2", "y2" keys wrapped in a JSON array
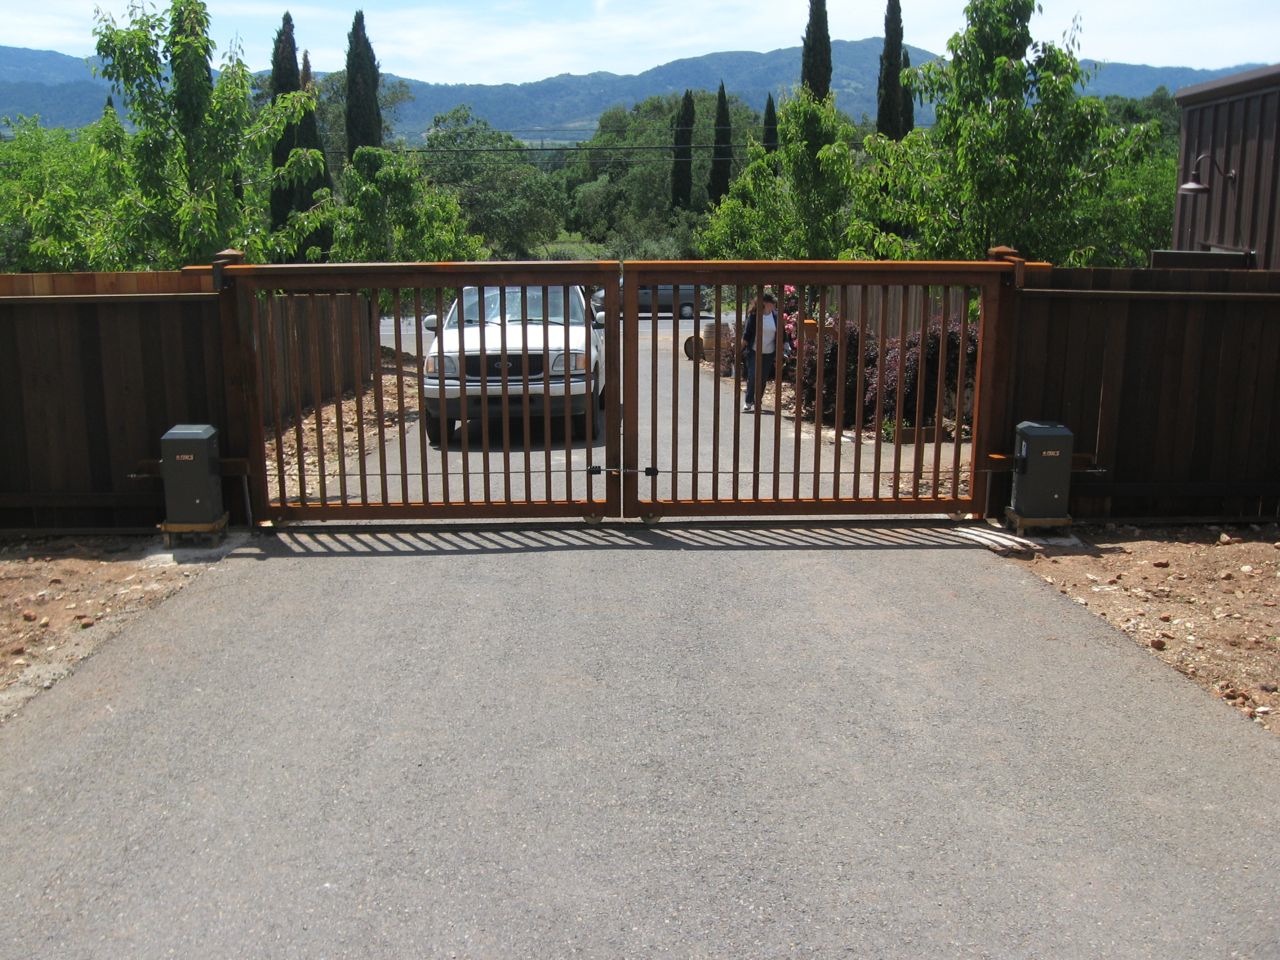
[
  {"x1": 680, "y1": 303, "x2": 694, "y2": 319},
  {"x1": 425, "y1": 416, "x2": 451, "y2": 445}
]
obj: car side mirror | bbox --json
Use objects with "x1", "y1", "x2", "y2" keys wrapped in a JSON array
[
  {"x1": 423, "y1": 314, "x2": 439, "y2": 331},
  {"x1": 594, "y1": 309, "x2": 606, "y2": 328}
]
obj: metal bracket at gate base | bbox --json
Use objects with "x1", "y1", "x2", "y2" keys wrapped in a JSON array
[{"x1": 587, "y1": 466, "x2": 662, "y2": 477}]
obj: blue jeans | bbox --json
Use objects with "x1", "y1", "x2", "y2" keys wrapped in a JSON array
[{"x1": 743, "y1": 349, "x2": 777, "y2": 404}]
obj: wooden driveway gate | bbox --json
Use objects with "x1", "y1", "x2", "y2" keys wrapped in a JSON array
[{"x1": 221, "y1": 259, "x2": 1013, "y2": 524}]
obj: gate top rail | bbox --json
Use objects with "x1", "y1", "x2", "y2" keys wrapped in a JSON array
[
  {"x1": 223, "y1": 260, "x2": 623, "y2": 293},
  {"x1": 623, "y1": 259, "x2": 1017, "y2": 288}
]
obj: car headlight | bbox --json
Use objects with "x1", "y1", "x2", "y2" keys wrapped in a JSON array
[
  {"x1": 551, "y1": 351, "x2": 587, "y2": 375},
  {"x1": 425, "y1": 354, "x2": 458, "y2": 377}
]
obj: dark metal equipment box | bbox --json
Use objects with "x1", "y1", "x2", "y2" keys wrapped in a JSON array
[
  {"x1": 1011, "y1": 421, "x2": 1073, "y2": 519},
  {"x1": 161, "y1": 425, "x2": 223, "y2": 525}
]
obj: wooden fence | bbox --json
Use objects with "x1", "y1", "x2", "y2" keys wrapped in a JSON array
[
  {"x1": 992, "y1": 265, "x2": 1280, "y2": 520},
  {"x1": 0, "y1": 270, "x2": 237, "y2": 529},
  {"x1": 1, "y1": 261, "x2": 1278, "y2": 529}
]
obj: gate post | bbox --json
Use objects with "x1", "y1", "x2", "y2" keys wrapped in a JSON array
[
  {"x1": 971, "y1": 247, "x2": 1023, "y2": 519},
  {"x1": 213, "y1": 249, "x2": 269, "y2": 526}
]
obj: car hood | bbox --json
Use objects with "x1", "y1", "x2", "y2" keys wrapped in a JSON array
[{"x1": 435, "y1": 323, "x2": 593, "y2": 355}]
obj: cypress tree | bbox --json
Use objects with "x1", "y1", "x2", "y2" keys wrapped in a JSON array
[
  {"x1": 344, "y1": 10, "x2": 382, "y2": 162},
  {"x1": 763, "y1": 93, "x2": 778, "y2": 153},
  {"x1": 801, "y1": 0, "x2": 831, "y2": 100},
  {"x1": 671, "y1": 89, "x2": 695, "y2": 210},
  {"x1": 708, "y1": 81, "x2": 732, "y2": 205},
  {"x1": 269, "y1": 13, "x2": 302, "y2": 231},
  {"x1": 297, "y1": 51, "x2": 333, "y2": 258},
  {"x1": 899, "y1": 49, "x2": 915, "y2": 137},
  {"x1": 876, "y1": 0, "x2": 905, "y2": 139}
]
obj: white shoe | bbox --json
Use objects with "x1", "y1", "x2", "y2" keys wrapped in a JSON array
[{"x1": 742, "y1": 402, "x2": 754, "y2": 413}]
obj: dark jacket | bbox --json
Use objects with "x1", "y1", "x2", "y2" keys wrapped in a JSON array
[{"x1": 741, "y1": 306, "x2": 781, "y2": 359}]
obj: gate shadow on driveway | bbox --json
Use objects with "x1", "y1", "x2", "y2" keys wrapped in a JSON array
[{"x1": 231, "y1": 520, "x2": 1042, "y2": 559}]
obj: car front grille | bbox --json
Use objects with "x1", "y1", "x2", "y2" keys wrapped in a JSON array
[{"x1": 463, "y1": 354, "x2": 548, "y2": 379}]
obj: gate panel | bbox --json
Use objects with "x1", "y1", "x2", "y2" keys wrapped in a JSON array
[
  {"x1": 230, "y1": 263, "x2": 622, "y2": 522},
  {"x1": 622, "y1": 262, "x2": 1011, "y2": 520}
]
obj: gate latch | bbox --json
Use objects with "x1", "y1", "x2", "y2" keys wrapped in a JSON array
[{"x1": 586, "y1": 466, "x2": 662, "y2": 477}]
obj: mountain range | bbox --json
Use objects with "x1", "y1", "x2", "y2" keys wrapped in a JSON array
[{"x1": 0, "y1": 40, "x2": 1261, "y2": 141}]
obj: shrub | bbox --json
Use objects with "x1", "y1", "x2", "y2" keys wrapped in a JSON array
[{"x1": 798, "y1": 304, "x2": 977, "y2": 434}]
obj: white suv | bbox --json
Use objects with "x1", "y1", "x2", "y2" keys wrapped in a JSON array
[{"x1": 422, "y1": 285, "x2": 606, "y2": 444}]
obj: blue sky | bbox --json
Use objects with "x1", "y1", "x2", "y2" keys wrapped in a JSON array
[{"x1": 14, "y1": 1, "x2": 1278, "y2": 85}]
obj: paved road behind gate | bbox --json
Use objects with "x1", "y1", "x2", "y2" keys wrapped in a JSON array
[{"x1": 1, "y1": 523, "x2": 1277, "y2": 959}]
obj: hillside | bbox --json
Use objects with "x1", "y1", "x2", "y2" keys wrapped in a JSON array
[{"x1": 0, "y1": 41, "x2": 1263, "y2": 141}]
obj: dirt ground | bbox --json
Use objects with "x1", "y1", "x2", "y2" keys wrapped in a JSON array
[
  {"x1": 1006, "y1": 522, "x2": 1280, "y2": 734},
  {"x1": 0, "y1": 535, "x2": 234, "y2": 721},
  {"x1": 4, "y1": 521, "x2": 1277, "y2": 733}
]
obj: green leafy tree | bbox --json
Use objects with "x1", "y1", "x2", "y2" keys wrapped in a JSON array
[
  {"x1": 801, "y1": 0, "x2": 832, "y2": 100},
  {"x1": 844, "y1": 0, "x2": 1127, "y2": 264},
  {"x1": 763, "y1": 93, "x2": 779, "y2": 153},
  {"x1": 423, "y1": 105, "x2": 564, "y2": 258},
  {"x1": 344, "y1": 10, "x2": 382, "y2": 162},
  {"x1": 93, "y1": 0, "x2": 318, "y2": 266},
  {"x1": 699, "y1": 92, "x2": 856, "y2": 260},
  {"x1": 708, "y1": 81, "x2": 733, "y2": 205},
  {"x1": 877, "y1": 0, "x2": 906, "y2": 139},
  {"x1": 0, "y1": 113, "x2": 135, "y2": 271},
  {"x1": 319, "y1": 147, "x2": 484, "y2": 263},
  {"x1": 671, "y1": 90, "x2": 695, "y2": 210}
]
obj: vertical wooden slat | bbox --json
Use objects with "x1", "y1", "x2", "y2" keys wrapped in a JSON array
[
  {"x1": 690, "y1": 284, "x2": 701, "y2": 503},
  {"x1": 650, "y1": 284, "x2": 660, "y2": 503},
  {"x1": 519, "y1": 287, "x2": 533, "y2": 504},
  {"x1": 287, "y1": 296, "x2": 309, "y2": 506},
  {"x1": 433, "y1": 286, "x2": 452, "y2": 503},
  {"x1": 414, "y1": 289, "x2": 430, "y2": 506},
  {"x1": 540, "y1": 284, "x2": 553, "y2": 501},
  {"x1": 912, "y1": 288, "x2": 929, "y2": 499},
  {"x1": 498, "y1": 286, "x2": 513, "y2": 504},
  {"x1": 930, "y1": 287, "x2": 950, "y2": 499},
  {"x1": 392, "y1": 291, "x2": 408, "y2": 503},
  {"x1": 477, "y1": 284, "x2": 493, "y2": 505},
  {"x1": 349, "y1": 292, "x2": 369, "y2": 506},
  {"x1": 264, "y1": 295, "x2": 288, "y2": 504},
  {"x1": 670, "y1": 284, "x2": 681, "y2": 503},
  {"x1": 307, "y1": 294, "x2": 329, "y2": 505},
  {"x1": 731, "y1": 283, "x2": 744, "y2": 503},
  {"x1": 891, "y1": 287, "x2": 909, "y2": 500},
  {"x1": 562, "y1": 283, "x2": 574, "y2": 502},
  {"x1": 871, "y1": 287, "x2": 887, "y2": 499},
  {"x1": 328, "y1": 294, "x2": 349, "y2": 506},
  {"x1": 710, "y1": 289, "x2": 723, "y2": 502},
  {"x1": 368, "y1": 290, "x2": 389, "y2": 504}
]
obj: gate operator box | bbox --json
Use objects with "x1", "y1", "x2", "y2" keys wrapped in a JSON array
[
  {"x1": 1011, "y1": 421, "x2": 1073, "y2": 519},
  {"x1": 161, "y1": 424, "x2": 223, "y2": 525}
]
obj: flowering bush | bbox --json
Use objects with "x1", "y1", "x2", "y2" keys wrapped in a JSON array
[{"x1": 795, "y1": 301, "x2": 978, "y2": 435}]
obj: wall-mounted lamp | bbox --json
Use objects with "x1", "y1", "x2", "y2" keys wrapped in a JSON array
[{"x1": 1178, "y1": 152, "x2": 1237, "y2": 196}]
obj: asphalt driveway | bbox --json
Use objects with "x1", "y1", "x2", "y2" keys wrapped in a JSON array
[{"x1": 1, "y1": 522, "x2": 1277, "y2": 959}]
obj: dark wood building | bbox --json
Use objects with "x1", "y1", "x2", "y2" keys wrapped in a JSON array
[{"x1": 1174, "y1": 64, "x2": 1280, "y2": 269}]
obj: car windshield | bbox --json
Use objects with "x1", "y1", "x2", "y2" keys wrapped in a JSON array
[{"x1": 446, "y1": 286, "x2": 585, "y2": 328}]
